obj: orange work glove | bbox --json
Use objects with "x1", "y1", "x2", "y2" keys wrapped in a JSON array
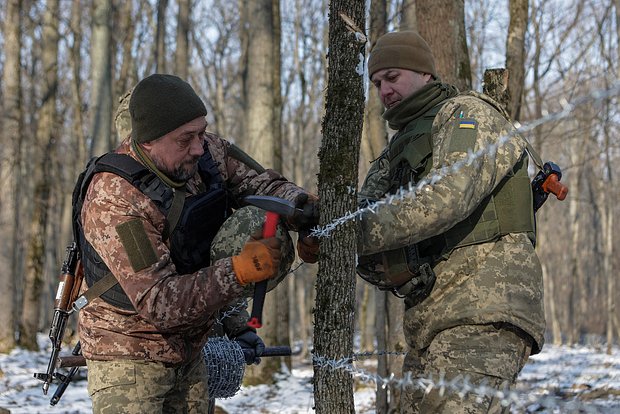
[
  {"x1": 232, "y1": 231, "x2": 282, "y2": 285},
  {"x1": 297, "y1": 231, "x2": 319, "y2": 263}
]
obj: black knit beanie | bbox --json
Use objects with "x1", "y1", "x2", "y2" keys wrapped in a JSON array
[
  {"x1": 368, "y1": 31, "x2": 437, "y2": 79},
  {"x1": 129, "y1": 74, "x2": 208, "y2": 143}
]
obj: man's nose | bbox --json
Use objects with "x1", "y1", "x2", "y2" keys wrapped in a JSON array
[
  {"x1": 189, "y1": 135, "x2": 205, "y2": 156},
  {"x1": 380, "y1": 83, "x2": 393, "y2": 100}
]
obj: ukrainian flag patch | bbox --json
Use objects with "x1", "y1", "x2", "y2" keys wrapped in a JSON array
[{"x1": 459, "y1": 120, "x2": 477, "y2": 129}]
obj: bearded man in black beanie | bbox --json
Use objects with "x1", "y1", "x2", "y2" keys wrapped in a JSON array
[
  {"x1": 356, "y1": 31, "x2": 545, "y2": 413},
  {"x1": 76, "y1": 74, "x2": 319, "y2": 413}
]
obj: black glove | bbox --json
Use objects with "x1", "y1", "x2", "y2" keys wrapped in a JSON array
[
  {"x1": 297, "y1": 230, "x2": 319, "y2": 263},
  {"x1": 288, "y1": 193, "x2": 319, "y2": 231},
  {"x1": 233, "y1": 329, "x2": 265, "y2": 365}
]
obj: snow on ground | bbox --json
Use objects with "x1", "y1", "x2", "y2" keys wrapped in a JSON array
[{"x1": 1, "y1": 335, "x2": 619, "y2": 413}]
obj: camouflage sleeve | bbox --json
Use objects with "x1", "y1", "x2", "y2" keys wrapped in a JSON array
[
  {"x1": 82, "y1": 173, "x2": 245, "y2": 332},
  {"x1": 358, "y1": 147, "x2": 391, "y2": 204},
  {"x1": 358, "y1": 95, "x2": 527, "y2": 256},
  {"x1": 205, "y1": 133, "x2": 311, "y2": 205}
]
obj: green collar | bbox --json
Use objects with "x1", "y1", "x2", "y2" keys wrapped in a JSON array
[
  {"x1": 383, "y1": 81, "x2": 459, "y2": 130},
  {"x1": 131, "y1": 139, "x2": 186, "y2": 189}
]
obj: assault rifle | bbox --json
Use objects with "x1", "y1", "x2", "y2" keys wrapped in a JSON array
[{"x1": 34, "y1": 242, "x2": 84, "y2": 400}]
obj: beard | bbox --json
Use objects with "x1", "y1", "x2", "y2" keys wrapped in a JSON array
[{"x1": 151, "y1": 154, "x2": 200, "y2": 182}]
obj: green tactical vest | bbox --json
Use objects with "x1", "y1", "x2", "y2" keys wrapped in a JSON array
[
  {"x1": 357, "y1": 98, "x2": 536, "y2": 300},
  {"x1": 391, "y1": 101, "x2": 535, "y2": 257}
]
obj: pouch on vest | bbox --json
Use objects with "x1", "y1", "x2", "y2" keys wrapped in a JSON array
[
  {"x1": 357, "y1": 244, "x2": 436, "y2": 305},
  {"x1": 169, "y1": 188, "x2": 230, "y2": 274}
]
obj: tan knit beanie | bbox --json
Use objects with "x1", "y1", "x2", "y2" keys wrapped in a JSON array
[{"x1": 368, "y1": 31, "x2": 437, "y2": 79}]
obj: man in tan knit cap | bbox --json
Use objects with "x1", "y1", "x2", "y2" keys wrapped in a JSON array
[{"x1": 357, "y1": 31, "x2": 545, "y2": 413}]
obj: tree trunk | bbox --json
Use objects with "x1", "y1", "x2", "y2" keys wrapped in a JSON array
[
  {"x1": 399, "y1": 0, "x2": 417, "y2": 30},
  {"x1": 313, "y1": 1, "x2": 365, "y2": 412},
  {"x1": 0, "y1": 0, "x2": 22, "y2": 353},
  {"x1": 386, "y1": 293, "x2": 405, "y2": 411},
  {"x1": 155, "y1": 0, "x2": 169, "y2": 73},
  {"x1": 530, "y1": 11, "x2": 563, "y2": 344},
  {"x1": 20, "y1": 0, "x2": 60, "y2": 351},
  {"x1": 543, "y1": 262, "x2": 562, "y2": 345},
  {"x1": 89, "y1": 0, "x2": 113, "y2": 157},
  {"x1": 271, "y1": 0, "x2": 290, "y2": 370},
  {"x1": 567, "y1": 133, "x2": 588, "y2": 346},
  {"x1": 175, "y1": 0, "x2": 190, "y2": 79},
  {"x1": 289, "y1": 0, "x2": 312, "y2": 359},
  {"x1": 415, "y1": 0, "x2": 471, "y2": 91},
  {"x1": 70, "y1": 0, "x2": 87, "y2": 168},
  {"x1": 608, "y1": 0, "x2": 620, "y2": 355},
  {"x1": 115, "y1": 0, "x2": 136, "y2": 103},
  {"x1": 375, "y1": 290, "x2": 388, "y2": 414},
  {"x1": 360, "y1": 0, "x2": 388, "y2": 179},
  {"x1": 603, "y1": 180, "x2": 614, "y2": 354},
  {"x1": 240, "y1": 0, "x2": 285, "y2": 385},
  {"x1": 59, "y1": 0, "x2": 88, "y2": 267},
  {"x1": 359, "y1": 285, "x2": 374, "y2": 351},
  {"x1": 365, "y1": 2, "x2": 390, "y2": 410},
  {"x1": 505, "y1": 0, "x2": 528, "y2": 121},
  {"x1": 243, "y1": 0, "x2": 278, "y2": 168}
]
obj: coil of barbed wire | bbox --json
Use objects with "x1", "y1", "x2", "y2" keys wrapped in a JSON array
[{"x1": 203, "y1": 337, "x2": 292, "y2": 399}]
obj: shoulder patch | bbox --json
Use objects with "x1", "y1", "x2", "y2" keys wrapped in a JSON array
[
  {"x1": 116, "y1": 218, "x2": 158, "y2": 272},
  {"x1": 448, "y1": 117, "x2": 478, "y2": 153}
]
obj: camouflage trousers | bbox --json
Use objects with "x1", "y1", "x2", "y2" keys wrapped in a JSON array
[
  {"x1": 401, "y1": 323, "x2": 532, "y2": 414},
  {"x1": 86, "y1": 355, "x2": 209, "y2": 414}
]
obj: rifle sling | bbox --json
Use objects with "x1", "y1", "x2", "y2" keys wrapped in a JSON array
[{"x1": 74, "y1": 272, "x2": 120, "y2": 310}]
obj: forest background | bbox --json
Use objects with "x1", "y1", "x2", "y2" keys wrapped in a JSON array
[{"x1": 0, "y1": 0, "x2": 617, "y2": 411}]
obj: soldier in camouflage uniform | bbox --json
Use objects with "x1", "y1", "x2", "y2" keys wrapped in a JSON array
[
  {"x1": 77, "y1": 74, "x2": 318, "y2": 413},
  {"x1": 357, "y1": 31, "x2": 545, "y2": 413}
]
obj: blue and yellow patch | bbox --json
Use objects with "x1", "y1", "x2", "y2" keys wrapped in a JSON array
[
  {"x1": 459, "y1": 120, "x2": 477, "y2": 129},
  {"x1": 448, "y1": 116, "x2": 478, "y2": 152}
]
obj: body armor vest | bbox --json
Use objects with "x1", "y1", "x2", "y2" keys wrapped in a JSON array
[
  {"x1": 72, "y1": 147, "x2": 230, "y2": 310},
  {"x1": 357, "y1": 98, "x2": 535, "y2": 302}
]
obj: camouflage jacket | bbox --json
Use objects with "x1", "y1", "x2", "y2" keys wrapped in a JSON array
[
  {"x1": 358, "y1": 88, "x2": 546, "y2": 353},
  {"x1": 78, "y1": 134, "x2": 306, "y2": 365}
]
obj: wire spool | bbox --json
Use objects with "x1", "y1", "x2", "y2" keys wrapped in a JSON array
[
  {"x1": 203, "y1": 337, "x2": 293, "y2": 399},
  {"x1": 203, "y1": 337, "x2": 246, "y2": 399}
]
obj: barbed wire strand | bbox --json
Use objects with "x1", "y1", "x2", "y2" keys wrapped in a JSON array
[
  {"x1": 310, "y1": 80, "x2": 620, "y2": 239},
  {"x1": 313, "y1": 350, "x2": 607, "y2": 413}
]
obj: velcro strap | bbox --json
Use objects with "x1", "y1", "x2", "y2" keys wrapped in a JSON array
[{"x1": 116, "y1": 218, "x2": 158, "y2": 272}]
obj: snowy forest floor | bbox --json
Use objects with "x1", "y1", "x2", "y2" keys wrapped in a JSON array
[{"x1": 1, "y1": 335, "x2": 619, "y2": 413}]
